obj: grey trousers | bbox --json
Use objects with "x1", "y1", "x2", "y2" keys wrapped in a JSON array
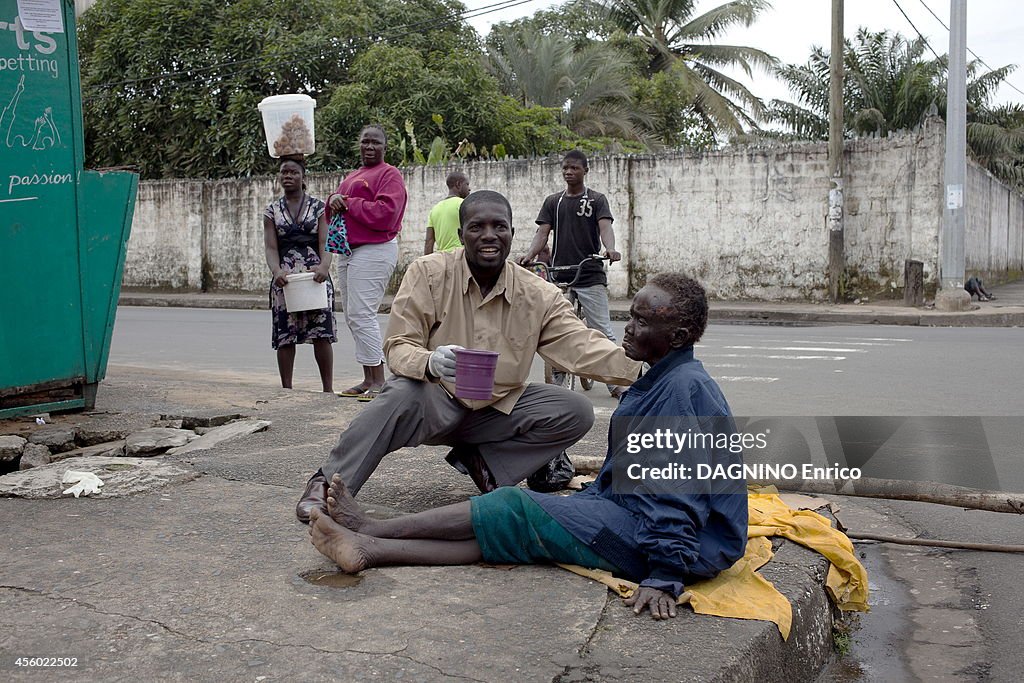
[
  {"x1": 323, "y1": 377, "x2": 596, "y2": 495},
  {"x1": 571, "y1": 284, "x2": 615, "y2": 342},
  {"x1": 570, "y1": 284, "x2": 620, "y2": 395}
]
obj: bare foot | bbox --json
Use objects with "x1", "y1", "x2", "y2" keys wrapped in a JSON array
[
  {"x1": 309, "y1": 509, "x2": 372, "y2": 573},
  {"x1": 326, "y1": 474, "x2": 368, "y2": 532}
]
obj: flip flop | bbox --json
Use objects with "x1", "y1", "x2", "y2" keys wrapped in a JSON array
[
  {"x1": 336, "y1": 385, "x2": 370, "y2": 398},
  {"x1": 355, "y1": 388, "x2": 382, "y2": 402}
]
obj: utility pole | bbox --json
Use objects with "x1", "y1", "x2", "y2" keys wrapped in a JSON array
[
  {"x1": 936, "y1": 0, "x2": 971, "y2": 310},
  {"x1": 827, "y1": 0, "x2": 845, "y2": 303}
]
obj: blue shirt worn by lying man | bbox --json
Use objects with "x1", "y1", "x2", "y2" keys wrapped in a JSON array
[{"x1": 525, "y1": 346, "x2": 749, "y2": 597}]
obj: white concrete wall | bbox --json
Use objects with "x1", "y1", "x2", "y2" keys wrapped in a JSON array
[
  {"x1": 966, "y1": 161, "x2": 1024, "y2": 280},
  {"x1": 123, "y1": 122, "x2": 1024, "y2": 300},
  {"x1": 126, "y1": 180, "x2": 204, "y2": 289},
  {"x1": 843, "y1": 124, "x2": 946, "y2": 290},
  {"x1": 628, "y1": 146, "x2": 833, "y2": 299}
]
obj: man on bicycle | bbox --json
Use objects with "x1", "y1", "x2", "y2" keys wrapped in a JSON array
[{"x1": 519, "y1": 150, "x2": 625, "y2": 398}]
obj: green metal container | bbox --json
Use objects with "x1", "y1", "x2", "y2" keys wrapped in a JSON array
[{"x1": 0, "y1": 0, "x2": 138, "y2": 418}]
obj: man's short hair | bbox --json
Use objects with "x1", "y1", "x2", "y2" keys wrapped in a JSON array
[
  {"x1": 446, "y1": 171, "x2": 467, "y2": 189},
  {"x1": 563, "y1": 149, "x2": 588, "y2": 169},
  {"x1": 459, "y1": 190, "x2": 512, "y2": 226},
  {"x1": 648, "y1": 273, "x2": 708, "y2": 344}
]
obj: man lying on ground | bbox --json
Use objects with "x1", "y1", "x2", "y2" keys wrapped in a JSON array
[
  {"x1": 295, "y1": 190, "x2": 641, "y2": 522},
  {"x1": 309, "y1": 273, "x2": 749, "y2": 619}
]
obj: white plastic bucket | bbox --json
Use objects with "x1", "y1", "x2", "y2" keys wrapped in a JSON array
[
  {"x1": 282, "y1": 272, "x2": 328, "y2": 312},
  {"x1": 258, "y1": 94, "x2": 316, "y2": 158}
]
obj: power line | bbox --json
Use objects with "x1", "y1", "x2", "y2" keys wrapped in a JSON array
[
  {"x1": 890, "y1": 0, "x2": 942, "y2": 60},
  {"x1": 914, "y1": 0, "x2": 1024, "y2": 99},
  {"x1": 82, "y1": 0, "x2": 538, "y2": 96}
]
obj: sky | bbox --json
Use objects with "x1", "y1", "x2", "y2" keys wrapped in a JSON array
[{"x1": 467, "y1": 0, "x2": 1024, "y2": 108}]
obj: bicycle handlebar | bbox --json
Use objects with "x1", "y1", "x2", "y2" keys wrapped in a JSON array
[{"x1": 530, "y1": 254, "x2": 610, "y2": 289}]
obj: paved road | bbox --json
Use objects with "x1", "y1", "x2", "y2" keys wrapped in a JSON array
[
  {"x1": 109, "y1": 306, "x2": 1024, "y2": 410},
  {"x1": 109, "y1": 307, "x2": 1024, "y2": 681}
]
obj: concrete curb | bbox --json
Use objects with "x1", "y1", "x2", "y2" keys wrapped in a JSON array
[
  {"x1": 700, "y1": 307, "x2": 1024, "y2": 328},
  {"x1": 718, "y1": 540, "x2": 837, "y2": 682},
  {"x1": 118, "y1": 291, "x2": 1024, "y2": 327},
  {"x1": 1, "y1": 373, "x2": 847, "y2": 681},
  {"x1": 564, "y1": 535, "x2": 840, "y2": 683}
]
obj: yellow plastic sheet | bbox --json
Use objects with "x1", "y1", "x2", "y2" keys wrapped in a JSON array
[{"x1": 559, "y1": 492, "x2": 869, "y2": 640}]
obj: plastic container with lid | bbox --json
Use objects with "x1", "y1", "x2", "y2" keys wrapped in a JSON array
[
  {"x1": 258, "y1": 94, "x2": 316, "y2": 158},
  {"x1": 282, "y1": 272, "x2": 329, "y2": 312}
]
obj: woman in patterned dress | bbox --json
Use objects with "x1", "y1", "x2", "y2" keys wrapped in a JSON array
[{"x1": 263, "y1": 158, "x2": 337, "y2": 391}]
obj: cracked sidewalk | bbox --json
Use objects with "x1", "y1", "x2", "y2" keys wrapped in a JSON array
[{"x1": 1, "y1": 368, "x2": 841, "y2": 681}]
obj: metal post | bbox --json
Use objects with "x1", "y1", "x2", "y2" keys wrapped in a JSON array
[
  {"x1": 937, "y1": 0, "x2": 971, "y2": 310},
  {"x1": 827, "y1": 0, "x2": 845, "y2": 302}
]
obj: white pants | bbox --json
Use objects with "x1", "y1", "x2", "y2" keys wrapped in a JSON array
[{"x1": 335, "y1": 240, "x2": 399, "y2": 366}]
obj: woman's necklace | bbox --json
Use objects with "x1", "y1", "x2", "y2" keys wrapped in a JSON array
[{"x1": 284, "y1": 192, "x2": 307, "y2": 227}]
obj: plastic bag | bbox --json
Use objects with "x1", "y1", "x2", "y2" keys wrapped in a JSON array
[
  {"x1": 326, "y1": 213, "x2": 351, "y2": 256},
  {"x1": 526, "y1": 451, "x2": 576, "y2": 493}
]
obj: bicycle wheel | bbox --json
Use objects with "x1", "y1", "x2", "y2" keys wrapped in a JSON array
[{"x1": 545, "y1": 362, "x2": 576, "y2": 391}]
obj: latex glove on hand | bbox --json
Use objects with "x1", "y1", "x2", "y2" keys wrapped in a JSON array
[
  {"x1": 427, "y1": 345, "x2": 464, "y2": 383},
  {"x1": 61, "y1": 470, "x2": 104, "y2": 498}
]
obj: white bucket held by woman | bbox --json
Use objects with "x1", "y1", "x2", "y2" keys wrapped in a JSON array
[{"x1": 283, "y1": 272, "x2": 328, "y2": 312}]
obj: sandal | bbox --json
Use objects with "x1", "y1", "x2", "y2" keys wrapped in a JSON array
[
  {"x1": 355, "y1": 387, "x2": 382, "y2": 402},
  {"x1": 337, "y1": 384, "x2": 370, "y2": 397}
]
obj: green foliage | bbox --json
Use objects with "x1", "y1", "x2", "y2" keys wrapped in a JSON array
[
  {"x1": 427, "y1": 137, "x2": 449, "y2": 165},
  {"x1": 486, "y1": 0, "x2": 618, "y2": 52},
  {"x1": 593, "y1": 0, "x2": 778, "y2": 134},
  {"x1": 767, "y1": 29, "x2": 945, "y2": 138},
  {"x1": 79, "y1": 0, "x2": 373, "y2": 178},
  {"x1": 485, "y1": 27, "x2": 648, "y2": 141},
  {"x1": 365, "y1": 0, "x2": 477, "y2": 56},
  {"x1": 78, "y1": 0, "x2": 775, "y2": 176},
  {"x1": 403, "y1": 120, "x2": 427, "y2": 165},
  {"x1": 832, "y1": 613, "x2": 861, "y2": 658},
  {"x1": 766, "y1": 28, "x2": 1024, "y2": 190},
  {"x1": 79, "y1": 0, "x2": 520, "y2": 177},
  {"x1": 493, "y1": 101, "x2": 576, "y2": 157},
  {"x1": 571, "y1": 136, "x2": 648, "y2": 156},
  {"x1": 633, "y1": 62, "x2": 715, "y2": 149},
  {"x1": 317, "y1": 42, "x2": 514, "y2": 168}
]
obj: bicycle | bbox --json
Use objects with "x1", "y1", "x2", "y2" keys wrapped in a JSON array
[{"x1": 524, "y1": 254, "x2": 611, "y2": 392}]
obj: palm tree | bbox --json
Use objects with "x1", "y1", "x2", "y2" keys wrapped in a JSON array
[
  {"x1": 963, "y1": 100, "x2": 1024, "y2": 190},
  {"x1": 768, "y1": 29, "x2": 1024, "y2": 189},
  {"x1": 768, "y1": 29, "x2": 944, "y2": 137},
  {"x1": 592, "y1": 0, "x2": 778, "y2": 134},
  {"x1": 485, "y1": 29, "x2": 648, "y2": 139}
]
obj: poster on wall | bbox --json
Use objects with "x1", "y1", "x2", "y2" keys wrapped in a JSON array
[{"x1": 16, "y1": 0, "x2": 64, "y2": 33}]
